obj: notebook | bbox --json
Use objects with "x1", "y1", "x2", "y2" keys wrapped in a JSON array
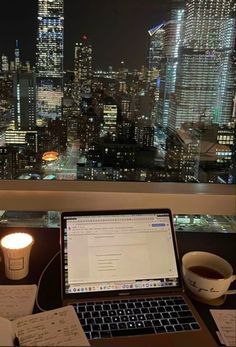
[{"x1": 60, "y1": 208, "x2": 217, "y2": 347}]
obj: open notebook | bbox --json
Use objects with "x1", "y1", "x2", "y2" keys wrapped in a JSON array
[{"x1": 60, "y1": 208, "x2": 217, "y2": 347}]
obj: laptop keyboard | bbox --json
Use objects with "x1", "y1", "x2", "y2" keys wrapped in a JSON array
[{"x1": 73, "y1": 296, "x2": 200, "y2": 340}]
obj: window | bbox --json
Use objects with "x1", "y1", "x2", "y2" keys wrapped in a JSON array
[
  {"x1": 0, "y1": 0, "x2": 235, "y2": 184},
  {"x1": 0, "y1": 1, "x2": 235, "y2": 229}
]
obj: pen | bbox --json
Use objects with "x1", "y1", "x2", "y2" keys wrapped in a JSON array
[{"x1": 14, "y1": 336, "x2": 20, "y2": 346}]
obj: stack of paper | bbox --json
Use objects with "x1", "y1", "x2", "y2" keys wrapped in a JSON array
[{"x1": 210, "y1": 309, "x2": 236, "y2": 347}]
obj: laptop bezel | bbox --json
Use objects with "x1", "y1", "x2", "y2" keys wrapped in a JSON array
[{"x1": 60, "y1": 208, "x2": 184, "y2": 301}]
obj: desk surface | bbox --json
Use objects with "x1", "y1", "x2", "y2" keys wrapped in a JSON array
[{"x1": 0, "y1": 228, "x2": 236, "y2": 346}]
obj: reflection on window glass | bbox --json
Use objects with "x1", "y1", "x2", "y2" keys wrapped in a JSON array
[
  {"x1": 0, "y1": 211, "x2": 235, "y2": 233},
  {"x1": 0, "y1": 0, "x2": 235, "y2": 183}
]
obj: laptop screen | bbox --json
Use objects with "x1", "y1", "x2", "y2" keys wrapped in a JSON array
[{"x1": 61, "y1": 209, "x2": 180, "y2": 296}]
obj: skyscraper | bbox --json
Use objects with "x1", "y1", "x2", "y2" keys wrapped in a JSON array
[
  {"x1": 74, "y1": 35, "x2": 93, "y2": 103},
  {"x1": 36, "y1": 0, "x2": 64, "y2": 121},
  {"x1": 157, "y1": 1, "x2": 185, "y2": 127},
  {"x1": 13, "y1": 71, "x2": 36, "y2": 130},
  {"x1": 148, "y1": 24, "x2": 165, "y2": 72},
  {"x1": 168, "y1": 0, "x2": 236, "y2": 130}
]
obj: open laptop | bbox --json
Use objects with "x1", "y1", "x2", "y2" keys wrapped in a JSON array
[{"x1": 61, "y1": 208, "x2": 217, "y2": 347}]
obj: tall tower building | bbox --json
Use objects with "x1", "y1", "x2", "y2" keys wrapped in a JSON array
[
  {"x1": 36, "y1": 0, "x2": 64, "y2": 121},
  {"x1": 157, "y1": 1, "x2": 185, "y2": 127},
  {"x1": 148, "y1": 24, "x2": 165, "y2": 72},
  {"x1": 1, "y1": 54, "x2": 9, "y2": 72},
  {"x1": 13, "y1": 71, "x2": 37, "y2": 130},
  {"x1": 168, "y1": 0, "x2": 236, "y2": 130},
  {"x1": 14, "y1": 40, "x2": 20, "y2": 71},
  {"x1": 74, "y1": 35, "x2": 93, "y2": 102}
]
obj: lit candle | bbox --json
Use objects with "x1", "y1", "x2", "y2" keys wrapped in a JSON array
[
  {"x1": 1, "y1": 233, "x2": 33, "y2": 250},
  {"x1": 0, "y1": 232, "x2": 34, "y2": 280}
]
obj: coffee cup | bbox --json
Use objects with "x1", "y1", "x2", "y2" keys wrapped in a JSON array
[{"x1": 182, "y1": 251, "x2": 236, "y2": 302}]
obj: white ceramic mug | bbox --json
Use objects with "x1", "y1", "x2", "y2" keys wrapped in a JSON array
[{"x1": 182, "y1": 251, "x2": 236, "y2": 301}]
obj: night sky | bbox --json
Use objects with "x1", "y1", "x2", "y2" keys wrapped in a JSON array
[{"x1": 0, "y1": 0, "x2": 170, "y2": 70}]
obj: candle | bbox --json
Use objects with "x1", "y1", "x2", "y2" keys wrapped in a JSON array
[{"x1": 0, "y1": 232, "x2": 34, "y2": 280}]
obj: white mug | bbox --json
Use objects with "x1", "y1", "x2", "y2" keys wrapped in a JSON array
[{"x1": 182, "y1": 251, "x2": 236, "y2": 301}]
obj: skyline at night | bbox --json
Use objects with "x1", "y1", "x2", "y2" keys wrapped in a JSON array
[
  {"x1": 0, "y1": 0, "x2": 171, "y2": 69},
  {"x1": 0, "y1": 0, "x2": 235, "y2": 184}
]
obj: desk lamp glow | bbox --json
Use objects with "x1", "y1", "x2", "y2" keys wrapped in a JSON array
[{"x1": 0, "y1": 232, "x2": 34, "y2": 280}]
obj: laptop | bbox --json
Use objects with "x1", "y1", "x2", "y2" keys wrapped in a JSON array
[{"x1": 60, "y1": 208, "x2": 217, "y2": 347}]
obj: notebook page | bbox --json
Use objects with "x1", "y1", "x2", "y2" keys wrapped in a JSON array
[
  {"x1": 0, "y1": 285, "x2": 37, "y2": 320},
  {"x1": 210, "y1": 309, "x2": 236, "y2": 347},
  {"x1": 13, "y1": 305, "x2": 90, "y2": 346}
]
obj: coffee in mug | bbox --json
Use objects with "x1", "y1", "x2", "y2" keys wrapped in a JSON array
[{"x1": 182, "y1": 251, "x2": 236, "y2": 302}]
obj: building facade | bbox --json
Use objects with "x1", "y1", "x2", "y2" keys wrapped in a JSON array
[
  {"x1": 168, "y1": 0, "x2": 236, "y2": 130},
  {"x1": 36, "y1": 0, "x2": 64, "y2": 121}
]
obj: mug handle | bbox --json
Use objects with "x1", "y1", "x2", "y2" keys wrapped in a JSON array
[{"x1": 226, "y1": 275, "x2": 236, "y2": 295}]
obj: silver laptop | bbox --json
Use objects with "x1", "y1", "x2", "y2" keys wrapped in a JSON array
[{"x1": 61, "y1": 209, "x2": 217, "y2": 347}]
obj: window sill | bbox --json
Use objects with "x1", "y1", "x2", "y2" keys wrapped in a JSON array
[{"x1": 0, "y1": 181, "x2": 235, "y2": 215}]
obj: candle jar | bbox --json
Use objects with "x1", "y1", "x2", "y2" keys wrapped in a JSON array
[{"x1": 0, "y1": 233, "x2": 34, "y2": 280}]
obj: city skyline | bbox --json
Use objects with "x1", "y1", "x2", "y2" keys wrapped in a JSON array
[
  {"x1": 0, "y1": 0, "x2": 235, "y2": 184},
  {"x1": 0, "y1": 0, "x2": 171, "y2": 70}
]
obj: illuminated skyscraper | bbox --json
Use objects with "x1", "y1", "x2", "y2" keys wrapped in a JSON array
[
  {"x1": 74, "y1": 36, "x2": 92, "y2": 102},
  {"x1": 36, "y1": 0, "x2": 64, "y2": 121},
  {"x1": 13, "y1": 72, "x2": 36, "y2": 130},
  {"x1": 157, "y1": 1, "x2": 185, "y2": 127},
  {"x1": 148, "y1": 24, "x2": 165, "y2": 71},
  {"x1": 14, "y1": 40, "x2": 20, "y2": 71},
  {"x1": 168, "y1": 0, "x2": 236, "y2": 130}
]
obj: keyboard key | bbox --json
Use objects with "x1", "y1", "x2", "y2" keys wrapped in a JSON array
[
  {"x1": 91, "y1": 331, "x2": 100, "y2": 339},
  {"x1": 162, "y1": 312, "x2": 170, "y2": 318},
  {"x1": 130, "y1": 315, "x2": 137, "y2": 321},
  {"x1": 83, "y1": 312, "x2": 91, "y2": 318},
  {"x1": 174, "y1": 324, "x2": 184, "y2": 331},
  {"x1": 169, "y1": 318, "x2": 178, "y2": 325},
  {"x1": 120, "y1": 315, "x2": 128, "y2": 322},
  {"x1": 104, "y1": 316, "x2": 112, "y2": 323},
  {"x1": 111, "y1": 327, "x2": 155, "y2": 337},
  {"x1": 166, "y1": 325, "x2": 175, "y2": 332},
  {"x1": 103, "y1": 304, "x2": 110, "y2": 310},
  {"x1": 178, "y1": 317, "x2": 196, "y2": 324},
  {"x1": 191, "y1": 322, "x2": 200, "y2": 330},
  {"x1": 93, "y1": 311, "x2": 100, "y2": 317},
  {"x1": 118, "y1": 322, "x2": 127, "y2": 329},
  {"x1": 101, "y1": 324, "x2": 109, "y2": 331},
  {"x1": 112, "y1": 316, "x2": 120, "y2": 323},
  {"x1": 92, "y1": 324, "x2": 100, "y2": 331},
  {"x1": 100, "y1": 331, "x2": 112, "y2": 338},
  {"x1": 135, "y1": 321, "x2": 145, "y2": 328},
  {"x1": 82, "y1": 325, "x2": 91, "y2": 332},
  {"x1": 111, "y1": 304, "x2": 118, "y2": 309},
  {"x1": 182, "y1": 323, "x2": 192, "y2": 330},
  {"x1": 155, "y1": 326, "x2": 166, "y2": 333},
  {"x1": 127, "y1": 322, "x2": 136, "y2": 329},
  {"x1": 94, "y1": 305, "x2": 102, "y2": 311},
  {"x1": 153, "y1": 319, "x2": 161, "y2": 327},
  {"x1": 144, "y1": 320, "x2": 153, "y2": 327},
  {"x1": 160, "y1": 319, "x2": 169, "y2": 326},
  {"x1": 110, "y1": 323, "x2": 118, "y2": 330},
  {"x1": 178, "y1": 310, "x2": 192, "y2": 317}
]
